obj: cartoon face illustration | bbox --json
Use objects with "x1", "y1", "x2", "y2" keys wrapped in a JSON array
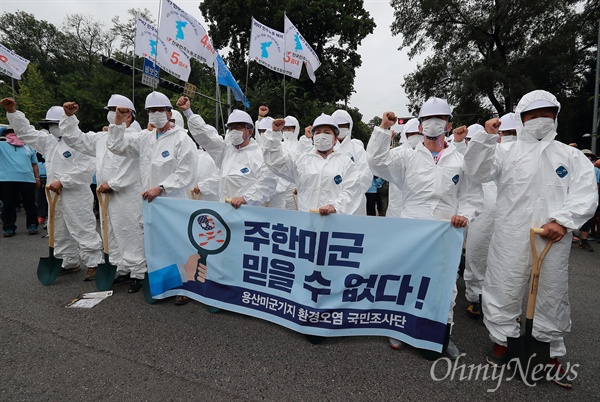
[{"x1": 188, "y1": 209, "x2": 231, "y2": 255}]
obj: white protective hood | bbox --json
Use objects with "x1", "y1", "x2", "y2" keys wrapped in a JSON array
[{"x1": 514, "y1": 90, "x2": 560, "y2": 143}]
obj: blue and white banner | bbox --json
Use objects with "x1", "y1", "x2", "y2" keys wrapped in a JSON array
[
  {"x1": 144, "y1": 199, "x2": 463, "y2": 352},
  {"x1": 284, "y1": 16, "x2": 321, "y2": 83},
  {"x1": 249, "y1": 18, "x2": 302, "y2": 79},
  {"x1": 0, "y1": 43, "x2": 30, "y2": 80}
]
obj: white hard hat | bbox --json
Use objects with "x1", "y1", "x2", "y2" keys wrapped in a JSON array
[
  {"x1": 258, "y1": 116, "x2": 274, "y2": 130},
  {"x1": 403, "y1": 118, "x2": 420, "y2": 134},
  {"x1": 418, "y1": 97, "x2": 452, "y2": 121},
  {"x1": 170, "y1": 109, "x2": 184, "y2": 128},
  {"x1": 284, "y1": 116, "x2": 298, "y2": 127},
  {"x1": 226, "y1": 109, "x2": 254, "y2": 128},
  {"x1": 514, "y1": 90, "x2": 561, "y2": 129},
  {"x1": 466, "y1": 124, "x2": 484, "y2": 138},
  {"x1": 521, "y1": 99, "x2": 559, "y2": 113},
  {"x1": 332, "y1": 109, "x2": 353, "y2": 131},
  {"x1": 105, "y1": 94, "x2": 135, "y2": 112},
  {"x1": 499, "y1": 113, "x2": 517, "y2": 131},
  {"x1": 311, "y1": 113, "x2": 339, "y2": 135},
  {"x1": 38, "y1": 106, "x2": 63, "y2": 124},
  {"x1": 145, "y1": 91, "x2": 172, "y2": 109}
]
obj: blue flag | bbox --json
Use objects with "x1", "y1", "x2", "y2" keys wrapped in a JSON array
[{"x1": 215, "y1": 54, "x2": 250, "y2": 108}]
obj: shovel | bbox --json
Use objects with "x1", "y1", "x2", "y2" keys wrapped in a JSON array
[
  {"x1": 506, "y1": 227, "x2": 552, "y2": 382},
  {"x1": 37, "y1": 187, "x2": 63, "y2": 285},
  {"x1": 95, "y1": 190, "x2": 118, "y2": 291}
]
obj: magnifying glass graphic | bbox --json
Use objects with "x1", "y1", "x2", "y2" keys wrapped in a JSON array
[{"x1": 187, "y1": 209, "x2": 231, "y2": 281}]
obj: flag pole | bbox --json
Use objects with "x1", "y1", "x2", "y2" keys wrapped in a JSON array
[
  {"x1": 283, "y1": 13, "x2": 287, "y2": 117},
  {"x1": 152, "y1": 0, "x2": 163, "y2": 91},
  {"x1": 11, "y1": 78, "x2": 15, "y2": 98},
  {"x1": 245, "y1": 56, "x2": 250, "y2": 112}
]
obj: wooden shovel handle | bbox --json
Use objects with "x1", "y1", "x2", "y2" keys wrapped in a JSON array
[
  {"x1": 96, "y1": 190, "x2": 110, "y2": 254},
  {"x1": 526, "y1": 228, "x2": 553, "y2": 320},
  {"x1": 45, "y1": 187, "x2": 59, "y2": 248}
]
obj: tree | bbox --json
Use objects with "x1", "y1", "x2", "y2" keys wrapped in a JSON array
[
  {"x1": 389, "y1": 0, "x2": 598, "y2": 133},
  {"x1": 111, "y1": 8, "x2": 155, "y2": 55},
  {"x1": 367, "y1": 116, "x2": 382, "y2": 131},
  {"x1": 15, "y1": 64, "x2": 54, "y2": 124},
  {"x1": 63, "y1": 14, "x2": 115, "y2": 70},
  {"x1": 199, "y1": 0, "x2": 375, "y2": 123}
]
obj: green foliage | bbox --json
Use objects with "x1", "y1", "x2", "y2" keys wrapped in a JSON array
[
  {"x1": 390, "y1": 0, "x2": 600, "y2": 141},
  {"x1": 199, "y1": 0, "x2": 375, "y2": 124},
  {"x1": 15, "y1": 64, "x2": 54, "y2": 125}
]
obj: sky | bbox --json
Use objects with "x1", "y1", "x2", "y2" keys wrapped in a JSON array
[{"x1": 0, "y1": 0, "x2": 420, "y2": 125}]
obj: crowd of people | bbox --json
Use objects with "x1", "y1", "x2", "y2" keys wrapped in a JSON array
[{"x1": 1, "y1": 88, "x2": 599, "y2": 389}]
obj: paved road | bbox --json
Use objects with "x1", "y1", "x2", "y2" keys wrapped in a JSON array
[{"x1": 1, "y1": 212, "x2": 599, "y2": 400}]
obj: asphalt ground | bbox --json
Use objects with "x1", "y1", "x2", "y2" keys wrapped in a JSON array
[{"x1": 1, "y1": 211, "x2": 599, "y2": 401}]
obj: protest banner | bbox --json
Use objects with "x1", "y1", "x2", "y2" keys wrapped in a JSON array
[
  {"x1": 0, "y1": 43, "x2": 30, "y2": 80},
  {"x1": 135, "y1": 15, "x2": 191, "y2": 82},
  {"x1": 249, "y1": 18, "x2": 303, "y2": 79},
  {"x1": 143, "y1": 198, "x2": 462, "y2": 352}
]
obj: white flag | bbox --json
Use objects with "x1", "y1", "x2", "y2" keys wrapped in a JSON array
[
  {"x1": 158, "y1": 0, "x2": 217, "y2": 67},
  {"x1": 135, "y1": 15, "x2": 191, "y2": 82},
  {"x1": 0, "y1": 44, "x2": 30, "y2": 80},
  {"x1": 249, "y1": 18, "x2": 302, "y2": 79},
  {"x1": 284, "y1": 16, "x2": 321, "y2": 83}
]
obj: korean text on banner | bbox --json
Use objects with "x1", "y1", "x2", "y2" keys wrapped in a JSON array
[
  {"x1": 135, "y1": 15, "x2": 191, "y2": 82},
  {"x1": 283, "y1": 16, "x2": 321, "y2": 83},
  {"x1": 143, "y1": 199, "x2": 463, "y2": 352},
  {"x1": 249, "y1": 18, "x2": 302, "y2": 79},
  {"x1": 0, "y1": 43, "x2": 30, "y2": 80},
  {"x1": 159, "y1": 0, "x2": 217, "y2": 67}
]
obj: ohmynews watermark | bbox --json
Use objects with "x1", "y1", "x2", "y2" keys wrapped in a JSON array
[{"x1": 430, "y1": 354, "x2": 579, "y2": 392}]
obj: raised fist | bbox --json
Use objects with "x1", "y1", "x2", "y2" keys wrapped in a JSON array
[
  {"x1": 1, "y1": 98, "x2": 16, "y2": 113},
  {"x1": 63, "y1": 102, "x2": 79, "y2": 117},
  {"x1": 272, "y1": 118, "x2": 285, "y2": 132},
  {"x1": 176, "y1": 96, "x2": 190, "y2": 111},
  {"x1": 380, "y1": 112, "x2": 397, "y2": 130},
  {"x1": 258, "y1": 105, "x2": 269, "y2": 117},
  {"x1": 452, "y1": 125, "x2": 468, "y2": 142},
  {"x1": 485, "y1": 118, "x2": 501, "y2": 135}
]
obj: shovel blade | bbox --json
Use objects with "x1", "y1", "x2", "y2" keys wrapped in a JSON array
[
  {"x1": 507, "y1": 334, "x2": 550, "y2": 383},
  {"x1": 37, "y1": 247, "x2": 63, "y2": 286},
  {"x1": 95, "y1": 253, "x2": 117, "y2": 291}
]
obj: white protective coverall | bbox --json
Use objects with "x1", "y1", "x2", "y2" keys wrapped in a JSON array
[
  {"x1": 367, "y1": 126, "x2": 482, "y2": 324},
  {"x1": 331, "y1": 110, "x2": 372, "y2": 215},
  {"x1": 192, "y1": 147, "x2": 221, "y2": 202},
  {"x1": 59, "y1": 115, "x2": 146, "y2": 279},
  {"x1": 270, "y1": 115, "x2": 301, "y2": 210},
  {"x1": 8, "y1": 111, "x2": 103, "y2": 268},
  {"x1": 386, "y1": 118, "x2": 420, "y2": 218},
  {"x1": 186, "y1": 113, "x2": 277, "y2": 205},
  {"x1": 106, "y1": 123, "x2": 198, "y2": 200},
  {"x1": 463, "y1": 90, "x2": 598, "y2": 357},
  {"x1": 262, "y1": 129, "x2": 364, "y2": 213}
]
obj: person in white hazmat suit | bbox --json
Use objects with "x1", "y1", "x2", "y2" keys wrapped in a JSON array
[
  {"x1": 366, "y1": 97, "x2": 482, "y2": 360},
  {"x1": 329, "y1": 110, "x2": 372, "y2": 215},
  {"x1": 262, "y1": 114, "x2": 364, "y2": 216},
  {"x1": 463, "y1": 90, "x2": 598, "y2": 388},
  {"x1": 1, "y1": 98, "x2": 103, "y2": 281},
  {"x1": 106, "y1": 91, "x2": 198, "y2": 202},
  {"x1": 386, "y1": 118, "x2": 421, "y2": 218},
  {"x1": 59, "y1": 95, "x2": 146, "y2": 293},
  {"x1": 498, "y1": 113, "x2": 518, "y2": 143},
  {"x1": 175, "y1": 96, "x2": 277, "y2": 210}
]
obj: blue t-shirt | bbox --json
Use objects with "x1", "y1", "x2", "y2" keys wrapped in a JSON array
[{"x1": 0, "y1": 142, "x2": 36, "y2": 183}]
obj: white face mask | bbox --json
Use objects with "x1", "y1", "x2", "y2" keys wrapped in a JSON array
[
  {"x1": 106, "y1": 111, "x2": 116, "y2": 124},
  {"x1": 407, "y1": 134, "x2": 424, "y2": 149},
  {"x1": 226, "y1": 129, "x2": 245, "y2": 146},
  {"x1": 421, "y1": 118, "x2": 448, "y2": 138},
  {"x1": 338, "y1": 128, "x2": 351, "y2": 139},
  {"x1": 314, "y1": 133, "x2": 334, "y2": 152},
  {"x1": 49, "y1": 125, "x2": 60, "y2": 137},
  {"x1": 500, "y1": 135, "x2": 517, "y2": 143},
  {"x1": 148, "y1": 111, "x2": 169, "y2": 128},
  {"x1": 283, "y1": 130, "x2": 295, "y2": 141},
  {"x1": 523, "y1": 117, "x2": 555, "y2": 140}
]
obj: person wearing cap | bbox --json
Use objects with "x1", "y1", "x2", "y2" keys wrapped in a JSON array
[
  {"x1": 59, "y1": 95, "x2": 146, "y2": 293},
  {"x1": 366, "y1": 97, "x2": 482, "y2": 360},
  {"x1": 577, "y1": 149, "x2": 600, "y2": 251},
  {"x1": 107, "y1": 91, "x2": 198, "y2": 201},
  {"x1": 498, "y1": 113, "x2": 517, "y2": 143},
  {"x1": 329, "y1": 109, "x2": 373, "y2": 216},
  {"x1": 385, "y1": 118, "x2": 421, "y2": 218},
  {"x1": 463, "y1": 90, "x2": 598, "y2": 388},
  {"x1": 176, "y1": 96, "x2": 277, "y2": 209},
  {"x1": 0, "y1": 125, "x2": 39, "y2": 237},
  {"x1": 262, "y1": 113, "x2": 363, "y2": 216},
  {"x1": 1, "y1": 98, "x2": 102, "y2": 280}
]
